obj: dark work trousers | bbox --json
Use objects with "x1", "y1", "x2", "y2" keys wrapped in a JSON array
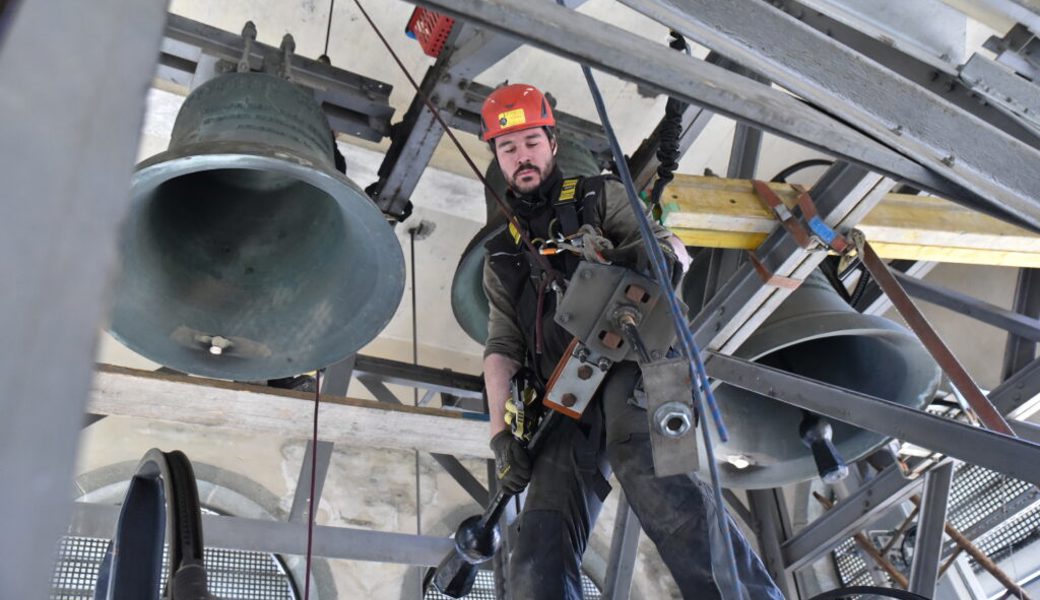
[{"x1": 508, "y1": 362, "x2": 785, "y2": 600}]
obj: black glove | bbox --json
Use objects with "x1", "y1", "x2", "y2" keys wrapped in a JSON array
[{"x1": 490, "y1": 430, "x2": 532, "y2": 494}]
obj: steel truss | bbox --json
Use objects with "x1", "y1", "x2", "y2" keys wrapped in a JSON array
[{"x1": 8, "y1": 0, "x2": 1040, "y2": 596}]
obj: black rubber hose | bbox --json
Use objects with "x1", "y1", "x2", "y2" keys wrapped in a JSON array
[
  {"x1": 770, "y1": 158, "x2": 834, "y2": 183},
  {"x1": 648, "y1": 32, "x2": 690, "y2": 215},
  {"x1": 807, "y1": 586, "x2": 931, "y2": 600}
]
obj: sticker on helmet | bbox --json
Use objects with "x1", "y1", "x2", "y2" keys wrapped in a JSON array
[{"x1": 497, "y1": 109, "x2": 526, "y2": 129}]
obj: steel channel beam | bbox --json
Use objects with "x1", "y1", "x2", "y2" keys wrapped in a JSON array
[
  {"x1": 602, "y1": 492, "x2": 641, "y2": 600},
  {"x1": 692, "y1": 163, "x2": 893, "y2": 354},
  {"x1": 352, "y1": 354, "x2": 484, "y2": 400},
  {"x1": 909, "y1": 462, "x2": 954, "y2": 596},
  {"x1": 722, "y1": 489, "x2": 754, "y2": 531},
  {"x1": 358, "y1": 376, "x2": 489, "y2": 506},
  {"x1": 891, "y1": 270, "x2": 1040, "y2": 342},
  {"x1": 620, "y1": 0, "x2": 1040, "y2": 231},
  {"x1": 67, "y1": 502, "x2": 458, "y2": 566},
  {"x1": 288, "y1": 440, "x2": 334, "y2": 523},
  {"x1": 747, "y1": 489, "x2": 799, "y2": 598},
  {"x1": 705, "y1": 353, "x2": 1040, "y2": 484},
  {"x1": 772, "y1": 0, "x2": 1040, "y2": 150},
  {"x1": 960, "y1": 54, "x2": 1040, "y2": 134},
  {"x1": 1003, "y1": 269, "x2": 1040, "y2": 381},
  {"x1": 992, "y1": 357, "x2": 1040, "y2": 418},
  {"x1": 407, "y1": 0, "x2": 981, "y2": 206},
  {"x1": 0, "y1": 1, "x2": 167, "y2": 597},
  {"x1": 161, "y1": 13, "x2": 393, "y2": 141},
  {"x1": 858, "y1": 260, "x2": 939, "y2": 316},
  {"x1": 322, "y1": 354, "x2": 355, "y2": 397},
  {"x1": 781, "y1": 462, "x2": 929, "y2": 572}
]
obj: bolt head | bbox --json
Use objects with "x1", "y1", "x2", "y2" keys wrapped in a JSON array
[
  {"x1": 577, "y1": 365, "x2": 593, "y2": 380},
  {"x1": 561, "y1": 393, "x2": 577, "y2": 407}
]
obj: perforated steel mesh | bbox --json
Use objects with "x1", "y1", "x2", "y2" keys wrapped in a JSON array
[
  {"x1": 50, "y1": 536, "x2": 298, "y2": 599},
  {"x1": 834, "y1": 463, "x2": 1040, "y2": 586},
  {"x1": 423, "y1": 570, "x2": 602, "y2": 599}
]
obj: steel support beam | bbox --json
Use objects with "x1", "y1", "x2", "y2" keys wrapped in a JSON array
[
  {"x1": 781, "y1": 462, "x2": 928, "y2": 572},
  {"x1": 160, "y1": 13, "x2": 394, "y2": 141},
  {"x1": 322, "y1": 354, "x2": 356, "y2": 397},
  {"x1": 288, "y1": 440, "x2": 334, "y2": 523},
  {"x1": 960, "y1": 53, "x2": 1040, "y2": 134},
  {"x1": 0, "y1": 1, "x2": 167, "y2": 597},
  {"x1": 722, "y1": 489, "x2": 754, "y2": 531},
  {"x1": 67, "y1": 502, "x2": 458, "y2": 566},
  {"x1": 1003, "y1": 269, "x2": 1040, "y2": 381},
  {"x1": 747, "y1": 489, "x2": 798, "y2": 598},
  {"x1": 692, "y1": 163, "x2": 894, "y2": 354},
  {"x1": 992, "y1": 357, "x2": 1040, "y2": 418},
  {"x1": 620, "y1": 0, "x2": 1040, "y2": 230},
  {"x1": 705, "y1": 354, "x2": 1040, "y2": 485},
  {"x1": 358, "y1": 376, "x2": 489, "y2": 506},
  {"x1": 602, "y1": 492, "x2": 641, "y2": 600},
  {"x1": 892, "y1": 270, "x2": 1040, "y2": 342},
  {"x1": 858, "y1": 260, "x2": 939, "y2": 316},
  {"x1": 771, "y1": 0, "x2": 1040, "y2": 149},
  {"x1": 407, "y1": 0, "x2": 980, "y2": 205},
  {"x1": 909, "y1": 462, "x2": 954, "y2": 596},
  {"x1": 353, "y1": 354, "x2": 484, "y2": 400}
]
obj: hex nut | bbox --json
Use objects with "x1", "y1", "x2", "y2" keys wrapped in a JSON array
[
  {"x1": 562, "y1": 393, "x2": 577, "y2": 407},
  {"x1": 654, "y1": 402, "x2": 693, "y2": 438}
]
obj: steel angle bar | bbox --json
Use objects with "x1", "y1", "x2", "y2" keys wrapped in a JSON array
[
  {"x1": 353, "y1": 354, "x2": 484, "y2": 400},
  {"x1": 908, "y1": 462, "x2": 954, "y2": 597},
  {"x1": 358, "y1": 375, "x2": 489, "y2": 506},
  {"x1": 747, "y1": 489, "x2": 798, "y2": 598},
  {"x1": 619, "y1": 0, "x2": 1040, "y2": 231},
  {"x1": 602, "y1": 492, "x2": 641, "y2": 600},
  {"x1": 0, "y1": 0, "x2": 167, "y2": 597},
  {"x1": 781, "y1": 462, "x2": 929, "y2": 571},
  {"x1": 406, "y1": 0, "x2": 977, "y2": 204},
  {"x1": 691, "y1": 163, "x2": 893, "y2": 353},
  {"x1": 704, "y1": 353, "x2": 1040, "y2": 485},
  {"x1": 769, "y1": 0, "x2": 1040, "y2": 150},
  {"x1": 960, "y1": 54, "x2": 1040, "y2": 134},
  {"x1": 68, "y1": 502, "x2": 457, "y2": 566},
  {"x1": 858, "y1": 260, "x2": 939, "y2": 316},
  {"x1": 992, "y1": 357, "x2": 1040, "y2": 418},
  {"x1": 1003, "y1": 269, "x2": 1040, "y2": 381},
  {"x1": 891, "y1": 270, "x2": 1040, "y2": 342},
  {"x1": 288, "y1": 440, "x2": 334, "y2": 523}
]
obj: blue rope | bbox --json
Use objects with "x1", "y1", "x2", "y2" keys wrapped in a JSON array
[{"x1": 567, "y1": 40, "x2": 744, "y2": 599}]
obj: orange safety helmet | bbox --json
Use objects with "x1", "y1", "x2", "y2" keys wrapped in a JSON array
[{"x1": 480, "y1": 83, "x2": 556, "y2": 142}]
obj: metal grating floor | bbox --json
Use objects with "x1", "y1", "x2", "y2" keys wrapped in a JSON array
[
  {"x1": 423, "y1": 569, "x2": 602, "y2": 599},
  {"x1": 50, "y1": 536, "x2": 299, "y2": 599}
]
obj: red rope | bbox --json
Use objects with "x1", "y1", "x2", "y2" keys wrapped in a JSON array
[{"x1": 303, "y1": 370, "x2": 321, "y2": 600}]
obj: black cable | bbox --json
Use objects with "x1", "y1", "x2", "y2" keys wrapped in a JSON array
[
  {"x1": 770, "y1": 158, "x2": 834, "y2": 183},
  {"x1": 807, "y1": 585, "x2": 931, "y2": 600},
  {"x1": 648, "y1": 32, "x2": 690, "y2": 220},
  {"x1": 322, "y1": 0, "x2": 336, "y2": 58}
]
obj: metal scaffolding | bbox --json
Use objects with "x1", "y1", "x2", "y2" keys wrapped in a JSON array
[{"x1": 5, "y1": 0, "x2": 1040, "y2": 598}]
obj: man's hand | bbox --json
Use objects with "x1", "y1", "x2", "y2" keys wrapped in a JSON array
[{"x1": 490, "y1": 430, "x2": 532, "y2": 494}]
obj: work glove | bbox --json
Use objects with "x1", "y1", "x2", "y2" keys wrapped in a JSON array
[{"x1": 490, "y1": 430, "x2": 532, "y2": 495}]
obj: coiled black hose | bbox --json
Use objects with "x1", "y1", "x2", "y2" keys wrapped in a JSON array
[{"x1": 648, "y1": 32, "x2": 690, "y2": 219}]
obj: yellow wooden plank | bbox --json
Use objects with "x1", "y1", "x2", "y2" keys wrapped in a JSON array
[{"x1": 661, "y1": 175, "x2": 1040, "y2": 267}]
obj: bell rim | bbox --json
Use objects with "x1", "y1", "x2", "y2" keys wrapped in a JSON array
[{"x1": 112, "y1": 144, "x2": 406, "y2": 381}]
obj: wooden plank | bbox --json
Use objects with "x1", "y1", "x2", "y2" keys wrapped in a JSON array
[
  {"x1": 89, "y1": 365, "x2": 492, "y2": 459},
  {"x1": 662, "y1": 175, "x2": 1040, "y2": 267}
]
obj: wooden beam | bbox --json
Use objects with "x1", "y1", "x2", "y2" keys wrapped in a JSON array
[
  {"x1": 89, "y1": 365, "x2": 492, "y2": 459},
  {"x1": 662, "y1": 175, "x2": 1040, "y2": 267}
]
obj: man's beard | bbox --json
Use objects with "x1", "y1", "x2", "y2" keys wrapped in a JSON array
[{"x1": 508, "y1": 158, "x2": 555, "y2": 194}]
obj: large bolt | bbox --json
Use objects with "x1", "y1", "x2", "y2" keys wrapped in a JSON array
[
  {"x1": 561, "y1": 393, "x2": 577, "y2": 407},
  {"x1": 654, "y1": 402, "x2": 693, "y2": 438},
  {"x1": 577, "y1": 365, "x2": 593, "y2": 380}
]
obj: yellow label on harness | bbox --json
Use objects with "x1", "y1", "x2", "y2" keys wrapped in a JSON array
[
  {"x1": 558, "y1": 178, "x2": 579, "y2": 202},
  {"x1": 509, "y1": 222, "x2": 521, "y2": 245},
  {"x1": 497, "y1": 109, "x2": 527, "y2": 128}
]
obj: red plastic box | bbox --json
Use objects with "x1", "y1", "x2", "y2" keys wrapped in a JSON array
[{"x1": 405, "y1": 7, "x2": 455, "y2": 58}]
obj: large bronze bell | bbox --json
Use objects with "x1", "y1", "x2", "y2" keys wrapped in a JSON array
[
  {"x1": 450, "y1": 133, "x2": 602, "y2": 343},
  {"x1": 109, "y1": 71, "x2": 404, "y2": 380},
  {"x1": 685, "y1": 258, "x2": 941, "y2": 489}
]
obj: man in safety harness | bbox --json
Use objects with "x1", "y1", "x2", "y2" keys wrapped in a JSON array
[{"x1": 479, "y1": 83, "x2": 784, "y2": 599}]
